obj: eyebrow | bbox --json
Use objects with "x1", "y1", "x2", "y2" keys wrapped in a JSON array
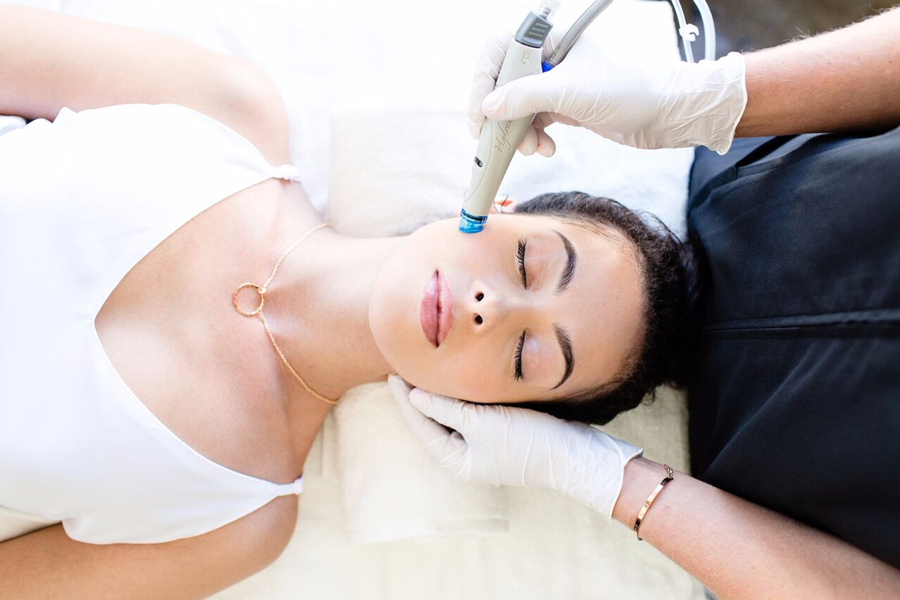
[
  {"x1": 551, "y1": 323, "x2": 574, "y2": 390},
  {"x1": 553, "y1": 230, "x2": 577, "y2": 294}
]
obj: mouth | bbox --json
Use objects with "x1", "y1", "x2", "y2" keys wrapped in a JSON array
[{"x1": 419, "y1": 270, "x2": 455, "y2": 348}]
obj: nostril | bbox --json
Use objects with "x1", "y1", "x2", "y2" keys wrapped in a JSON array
[
  {"x1": 475, "y1": 292, "x2": 484, "y2": 302},
  {"x1": 474, "y1": 315, "x2": 483, "y2": 325}
]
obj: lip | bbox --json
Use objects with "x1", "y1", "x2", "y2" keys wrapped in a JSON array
[
  {"x1": 419, "y1": 270, "x2": 455, "y2": 348},
  {"x1": 419, "y1": 272, "x2": 440, "y2": 347},
  {"x1": 436, "y1": 271, "x2": 454, "y2": 346}
]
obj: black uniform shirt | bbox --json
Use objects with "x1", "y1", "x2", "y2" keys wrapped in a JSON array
[{"x1": 686, "y1": 126, "x2": 900, "y2": 568}]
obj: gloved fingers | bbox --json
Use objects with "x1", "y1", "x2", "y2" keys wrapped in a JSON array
[
  {"x1": 518, "y1": 123, "x2": 556, "y2": 157},
  {"x1": 407, "y1": 388, "x2": 477, "y2": 434},
  {"x1": 481, "y1": 68, "x2": 563, "y2": 122},
  {"x1": 553, "y1": 114, "x2": 583, "y2": 129},
  {"x1": 517, "y1": 124, "x2": 539, "y2": 155},
  {"x1": 406, "y1": 389, "x2": 471, "y2": 459},
  {"x1": 527, "y1": 113, "x2": 560, "y2": 157},
  {"x1": 389, "y1": 376, "x2": 456, "y2": 447},
  {"x1": 532, "y1": 112, "x2": 559, "y2": 129},
  {"x1": 387, "y1": 374, "x2": 411, "y2": 398},
  {"x1": 437, "y1": 430, "x2": 470, "y2": 471},
  {"x1": 468, "y1": 30, "x2": 515, "y2": 139},
  {"x1": 468, "y1": 73, "x2": 495, "y2": 139},
  {"x1": 532, "y1": 117, "x2": 557, "y2": 157},
  {"x1": 535, "y1": 130, "x2": 555, "y2": 157},
  {"x1": 479, "y1": 30, "x2": 514, "y2": 83}
]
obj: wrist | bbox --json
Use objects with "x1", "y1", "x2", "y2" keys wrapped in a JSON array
[
  {"x1": 668, "y1": 52, "x2": 747, "y2": 154},
  {"x1": 611, "y1": 457, "x2": 670, "y2": 527},
  {"x1": 560, "y1": 426, "x2": 642, "y2": 520}
]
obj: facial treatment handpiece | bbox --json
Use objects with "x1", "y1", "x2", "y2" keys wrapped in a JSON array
[{"x1": 458, "y1": 0, "x2": 559, "y2": 234}]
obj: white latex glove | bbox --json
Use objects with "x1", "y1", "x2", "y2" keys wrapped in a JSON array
[
  {"x1": 388, "y1": 375, "x2": 643, "y2": 520},
  {"x1": 468, "y1": 30, "x2": 747, "y2": 155}
]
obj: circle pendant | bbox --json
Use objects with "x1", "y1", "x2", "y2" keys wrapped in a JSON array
[{"x1": 233, "y1": 283, "x2": 265, "y2": 317}]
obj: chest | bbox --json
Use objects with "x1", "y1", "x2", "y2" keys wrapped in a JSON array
[{"x1": 93, "y1": 180, "x2": 323, "y2": 483}]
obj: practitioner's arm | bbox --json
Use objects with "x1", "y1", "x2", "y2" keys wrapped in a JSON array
[
  {"x1": 737, "y1": 8, "x2": 900, "y2": 137},
  {"x1": 468, "y1": 7, "x2": 900, "y2": 154},
  {"x1": 0, "y1": 4, "x2": 288, "y2": 163},
  {"x1": 388, "y1": 377, "x2": 900, "y2": 598},
  {"x1": 613, "y1": 457, "x2": 900, "y2": 599}
]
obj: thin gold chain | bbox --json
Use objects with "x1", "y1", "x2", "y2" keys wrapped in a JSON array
[{"x1": 232, "y1": 222, "x2": 337, "y2": 405}]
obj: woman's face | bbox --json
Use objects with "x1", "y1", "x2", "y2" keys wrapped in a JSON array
[{"x1": 368, "y1": 214, "x2": 645, "y2": 403}]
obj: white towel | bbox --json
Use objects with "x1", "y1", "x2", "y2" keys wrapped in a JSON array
[{"x1": 331, "y1": 384, "x2": 509, "y2": 544}]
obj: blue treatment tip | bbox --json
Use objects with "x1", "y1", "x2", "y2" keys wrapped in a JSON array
[
  {"x1": 541, "y1": 61, "x2": 555, "y2": 72},
  {"x1": 459, "y1": 208, "x2": 488, "y2": 234}
]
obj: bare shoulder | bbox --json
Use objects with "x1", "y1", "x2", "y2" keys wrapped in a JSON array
[
  {"x1": 224, "y1": 61, "x2": 292, "y2": 167},
  {"x1": 0, "y1": 495, "x2": 299, "y2": 599}
]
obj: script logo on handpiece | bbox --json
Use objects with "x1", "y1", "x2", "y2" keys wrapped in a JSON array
[{"x1": 494, "y1": 120, "x2": 513, "y2": 152}]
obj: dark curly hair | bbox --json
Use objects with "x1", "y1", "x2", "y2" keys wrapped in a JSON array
[{"x1": 509, "y1": 191, "x2": 704, "y2": 425}]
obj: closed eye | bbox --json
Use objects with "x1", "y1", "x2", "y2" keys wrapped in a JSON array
[
  {"x1": 514, "y1": 330, "x2": 526, "y2": 380},
  {"x1": 517, "y1": 239, "x2": 527, "y2": 288}
]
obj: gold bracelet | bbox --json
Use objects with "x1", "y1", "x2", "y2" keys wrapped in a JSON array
[{"x1": 633, "y1": 464, "x2": 674, "y2": 541}]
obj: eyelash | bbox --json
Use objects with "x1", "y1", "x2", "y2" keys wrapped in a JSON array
[
  {"x1": 514, "y1": 240, "x2": 528, "y2": 381},
  {"x1": 514, "y1": 331, "x2": 526, "y2": 381},
  {"x1": 517, "y1": 239, "x2": 527, "y2": 288}
]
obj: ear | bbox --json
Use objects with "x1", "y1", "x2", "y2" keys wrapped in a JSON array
[{"x1": 490, "y1": 195, "x2": 519, "y2": 214}]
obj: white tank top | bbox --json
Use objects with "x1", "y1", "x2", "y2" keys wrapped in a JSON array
[{"x1": 0, "y1": 103, "x2": 305, "y2": 545}]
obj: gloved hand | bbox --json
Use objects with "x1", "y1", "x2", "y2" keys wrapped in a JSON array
[
  {"x1": 388, "y1": 375, "x2": 643, "y2": 520},
  {"x1": 468, "y1": 29, "x2": 747, "y2": 155}
]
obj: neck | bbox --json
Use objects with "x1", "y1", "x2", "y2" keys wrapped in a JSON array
[{"x1": 260, "y1": 227, "x2": 403, "y2": 402}]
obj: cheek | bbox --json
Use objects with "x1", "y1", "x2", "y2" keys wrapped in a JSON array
[
  {"x1": 376, "y1": 325, "x2": 510, "y2": 402},
  {"x1": 401, "y1": 353, "x2": 509, "y2": 402}
]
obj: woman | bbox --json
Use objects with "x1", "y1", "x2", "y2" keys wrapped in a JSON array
[{"x1": 0, "y1": 5, "x2": 691, "y2": 597}]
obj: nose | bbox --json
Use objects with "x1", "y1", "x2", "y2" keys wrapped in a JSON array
[{"x1": 468, "y1": 284, "x2": 529, "y2": 331}]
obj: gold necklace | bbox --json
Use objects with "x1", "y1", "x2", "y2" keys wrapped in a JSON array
[{"x1": 231, "y1": 222, "x2": 337, "y2": 405}]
